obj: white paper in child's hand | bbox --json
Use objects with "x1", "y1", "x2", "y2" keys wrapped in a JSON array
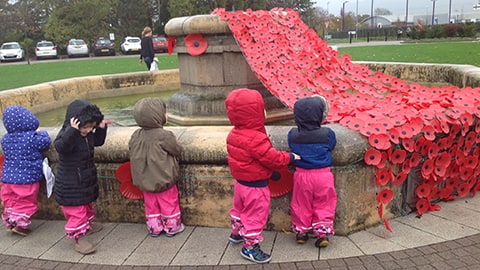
[{"x1": 42, "y1": 157, "x2": 55, "y2": 198}]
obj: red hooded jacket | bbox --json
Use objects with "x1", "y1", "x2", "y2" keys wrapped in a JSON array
[{"x1": 225, "y1": 88, "x2": 292, "y2": 182}]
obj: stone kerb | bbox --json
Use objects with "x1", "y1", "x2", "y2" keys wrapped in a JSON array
[{"x1": 0, "y1": 69, "x2": 180, "y2": 118}]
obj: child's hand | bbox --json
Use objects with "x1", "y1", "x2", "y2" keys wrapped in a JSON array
[
  {"x1": 70, "y1": 117, "x2": 80, "y2": 130},
  {"x1": 293, "y1": 153, "x2": 301, "y2": 160},
  {"x1": 98, "y1": 119, "x2": 114, "y2": 129}
]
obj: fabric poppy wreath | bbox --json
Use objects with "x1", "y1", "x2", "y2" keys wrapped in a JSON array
[
  {"x1": 115, "y1": 161, "x2": 144, "y2": 200},
  {"x1": 185, "y1": 34, "x2": 208, "y2": 56}
]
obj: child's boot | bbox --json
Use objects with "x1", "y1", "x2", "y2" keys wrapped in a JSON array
[
  {"x1": 240, "y1": 244, "x2": 271, "y2": 264},
  {"x1": 315, "y1": 236, "x2": 330, "y2": 248},
  {"x1": 12, "y1": 226, "x2": 30, "y2": 236},
  {"x1": 87, "y1": 222, "x2": 103, "y2": 235},
  {"x1": 74, "y1": 236, "x2": 96, "y2": 255}
]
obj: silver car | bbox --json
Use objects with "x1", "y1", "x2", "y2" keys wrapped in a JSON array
[
  {"x1": 0, "y1": 42, "x2": 25, "y2": 62},
  {"x1": 66, "y1": 39, "x2": 89, "y2": 57},
  {"x1": 35, "y1": 40, "x2": 58, "y2": 59}
]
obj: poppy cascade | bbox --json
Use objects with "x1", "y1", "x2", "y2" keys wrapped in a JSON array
[{"x1": 212, "y1": 7, "x2": 480, "y2": 231}]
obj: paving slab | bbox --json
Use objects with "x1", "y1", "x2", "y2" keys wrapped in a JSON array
[
  {"x1": 270, "y1": 231, "x2": 319, "y2": 263},
  {"x1": 429, "y1": 202, "x2": 480, "y2": 230},
  {"x1": 170, "y1": 226, "x2": 229, "y2": 266},
  {"x1": 219, "y1": 230, "x2": 276, "y2": 265},
  {"x1": 79, "y1": 223, "x2": 147, "y2": 265},
  {"x1": 3, "y1": 220, "x2": 64, "y2": 258},
  {"x1": 319, "y1": 235, "x2": 364, "y2": 259},
  {"x1": 347, "y1": 229, "x2": 405, "y2": 255},
  {"x1": 124, "y1": 225, "x2": 194, "y2": 266},
  {"x1": 366, "y1": 219, "x2": 445, "y2": 249}
]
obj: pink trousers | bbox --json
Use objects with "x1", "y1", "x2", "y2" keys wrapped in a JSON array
[
  {"x1": 229, "y1": 181, "x2": 270, "y2": 248},
  {"x1": 290, "y1": 167, "x2": 336, "y2": 238},
  {"x1": 1, "y1": 182, "x2": 40, "y2": 229},
  {"x1": 143, "y1": 185, "x2": 182, "y2": 234},
  {"x1": 61, "y1": 203, "x2": 95, "y2": 239}
]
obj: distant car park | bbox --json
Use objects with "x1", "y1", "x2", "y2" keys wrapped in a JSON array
[
  {"x1": 120, "y1": 36, "x2": 141, "y2": 55},
  {"x1": 35, "y1": 40, "x2": 58, "y2": 59},
  {"x1": 93, "y1": 37, "x2": 115, "y2": 56},
  {"x1": 0, "y1": 42, "x2": 24, "y2": 62},
  {"x1": 66, "y1": 39, "x2": 89, "y2": 57},
  {"x1": 152, "y1": 36, "x2": 168, "y2": 53}
]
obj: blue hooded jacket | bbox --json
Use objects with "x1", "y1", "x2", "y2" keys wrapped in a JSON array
[
  {"x1": 288, "y1": 96, "x2": 336, "y2": 169},
  {"x1": 1, "y1": 106, "x2": 51, "y2": 184}
]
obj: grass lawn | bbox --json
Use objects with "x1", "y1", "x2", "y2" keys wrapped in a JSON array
[
  {"x1": 1, "y1": 42, "x2": 478, "y2": 91},
  {"x1": 0, "y1": 55, "x2": 179, "y2": 91},
  {"x1": 338, "y1": 42, "x2": 480, "y2": 66}
]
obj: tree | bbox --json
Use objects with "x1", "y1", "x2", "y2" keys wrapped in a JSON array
[{"x1": 374, "y1": 8, "x2": 392, "y2": 16}]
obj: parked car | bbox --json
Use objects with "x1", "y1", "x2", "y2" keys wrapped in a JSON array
[
  {"x1": 93, "y1": 37, "x2": 115, "y2": 56},
  {"x1": 120, "y1": 36, "x2": 141, "y2": 55},
  {"x1": 0, "y1": 42, "x2": 24, "y2": 62},
  {"x1": 35, "y1": 40, "x2": 58, "y2": 59},
  {"x1": 66, "y1": 39, "x2": 89, "y2": 57},
  {"x1": 152, "y1": 36, "x2": 168, "y2": 53}
]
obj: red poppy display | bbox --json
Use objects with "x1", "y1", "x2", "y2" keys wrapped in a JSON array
[
  {"x1": 377, "y1": 188, "x2": 394, "y2": 204},
  {"x1": 213, "y1": 7, "x2": 480, "y2": 228}
]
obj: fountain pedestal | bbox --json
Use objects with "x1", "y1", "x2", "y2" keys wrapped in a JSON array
[{"x1": 165, "y1": 15, "x2": 292, "y2": 126}]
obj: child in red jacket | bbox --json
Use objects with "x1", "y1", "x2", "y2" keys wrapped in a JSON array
[{"x1": 225, "y1": 88, "x2": 300, "y2": 264}]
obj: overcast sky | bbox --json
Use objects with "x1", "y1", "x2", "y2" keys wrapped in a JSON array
[{"x1": 315, "y1": 0, "x2": 480, "y2": 17}]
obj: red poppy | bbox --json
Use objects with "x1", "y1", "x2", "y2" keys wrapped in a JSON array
[
  {"x1": 368, "y1": 133, "x2": 391, "y2": 150},
  {"x1": 434, "y1": 164, "x2": 447, "y2": 177},
  {"x1": 416, "y1": 198, "x2": 429, "y2": 216},
  {"x1": 365, "y1": 148, "x2": 382, "y2": 166},
  {"x1": 464, "y1": 155, "x2": 478, "y2": 169},
  {"x1": 465, "y1": 131, "x2": 476, "y2": 150},
  {"x1": 416, "y1": 183, "x2": 431, "y2": 198},
  {"x1": 408, "y1": 117, "x2": 424, "y2": 136},
  {"x1": 185, "y1": 33, "x2": 208, "y2": 56},
  {"x1": 427, "y1": 143, "x2": 440, "y2": 159},
  {"x1": 409, "y1": 152, "x2": 421, "y2": 167},
  {"x1": 402, "y1": 159, "x2": 411, "y2": 174},
  {"x1": 167, "y1": 36, "x2": 176, "y2": 55},
  {"x1": 434, "y1": 151, "x2": 451, "y2": 167},
  {"x1": 388, "y1": 127, "x2": 400, "y2": 144},
  {"x1": 423, "y1": 125, "x2": 436, "y2": 141},
  {"x1": 390, "y1": 149, "x2": 406, "y2": 164},
  {"x1": 393, "y1": 171, "x2": 408, "y2": 186},
  {"x1": 377, "y1": 188, "x2": 394, "y2": 204},
  {"x1": 383, "y1": 218, "x2": 393, "y2": 232},
  {"x1": 457, "y1": 182, "x2": 471, "y2": 197},
  {"x1": 376, "y1": 167, "x2": 392, "y2": 186},
  {"x1": 460, "y1": 166, "x2": 474, "y2": 181},
  {"x1": 401, "y1": 138, "x2": 415, "y2": 152},
  {"x1": 340, "y1": 116, "x2": 365, "y2": 131},
  {"x1": 421, "y1": 159, "x2": 434, "y2": 179},
  {"x1": 377, "y1": 151, "x2": 388, "y2": 169},
  {"x1": 378, "y1": 203, "x2": 383, "y2": 218},
  {"x1": 268, "y1": 166, "x2": 294, "y2": 197}
]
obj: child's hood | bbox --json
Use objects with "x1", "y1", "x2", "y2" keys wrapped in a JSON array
[
  {"x1": 2, "y1": 106, "x2": 39, "y2": 133},
  {"x1": 225, "y1": 88, "x2": 265, "y2": 131},
  {"x1": 294, "y1": 96, "x2": 325, "y2": 131},
  {"x1": 133, "y1": 97, "x2": 166, "y2": 128},
  {"x1": 64, "y1": 99, "x2": 104, "y2": 127}
]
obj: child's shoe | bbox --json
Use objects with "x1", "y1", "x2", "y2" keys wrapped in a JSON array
[
  {"x1": 240, "y1": 244, "x2": 271, "y2": 264},
  {"x1": 315, "y1": 236, "x2": 329, "y2": 248},
  {"x1": 295, "y1": 233, "x2": 309, "y2": 244},
  {"x1": 149, "y1": 226, "x2": 163, "y2": 237},
  {"x1": 87, "y1": 222, "x2": 103, "y2": 235},
  {"x1": 228, "y1": 233, "x2": 244, "y2": 244},
  {"x1": 6, "y1": 224, "x2": 14, "y2": 232},
  {"x1": 75, "y1": 237, "x2": 96, "y2": 255},
  {"x1": 12, "y1": 226, "x2": 31, "y2": 236},
  {"x1": 166, "y1": 223, "x2": 185, "y2": 237}
]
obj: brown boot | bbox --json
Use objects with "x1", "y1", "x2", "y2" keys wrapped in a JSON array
[
  {"x1": 74, "y1": 237, "x2": 96, "y2": 255},
  {"x1": 12, "y1": 226, "x2": 31, "y2": 236},
  {"x1": 87, "y1": 222, "x2": 103, "y2": 235}
]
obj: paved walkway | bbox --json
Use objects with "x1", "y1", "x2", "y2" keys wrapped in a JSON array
[{"x1": 1, "y1": 194, "x2": 480, "y2": 269}]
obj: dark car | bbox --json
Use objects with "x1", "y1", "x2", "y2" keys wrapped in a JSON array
[
  {"x1": 152, "y1": 36, "x2": 168, "y2": 53},
  {"x1": 93, "y1": 37, "x2": 115, "y2": 56}
]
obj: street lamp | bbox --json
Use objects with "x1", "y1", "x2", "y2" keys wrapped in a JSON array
[
  {"x1": 342, "y1": 1, "x2": 348, "y2": 32},
  {"x1": 405, "y1": 0, "x2": 409, "y2": 26},
  {"x1": 431, "y1": 0, "x2": 437, "y2": 25}
]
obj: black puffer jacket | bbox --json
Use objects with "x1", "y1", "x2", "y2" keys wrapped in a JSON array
[{"x1": 54, "y1": 100, "x2": 106, "y2": 206}]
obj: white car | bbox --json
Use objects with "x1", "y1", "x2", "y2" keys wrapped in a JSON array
[
  {"x1": 66, "y1": 39, "x2": 89, "y2": 57},
  {"x1": 120, "y1": 36, "x2": 141, "y2": 55},
  {"x1": 0, "y1": 42, "x2": 24, "y2": 62},
  {"x1": 35, "y1": 40, "x2": 58, "y2": 60}
]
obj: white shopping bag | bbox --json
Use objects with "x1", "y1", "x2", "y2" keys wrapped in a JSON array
[
  {"x1": 42, "y1": 157, "x2": 55, "y2": 198},
  {"x1": 150, "y1": 57, "x2": 159, "y2": 71}
]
